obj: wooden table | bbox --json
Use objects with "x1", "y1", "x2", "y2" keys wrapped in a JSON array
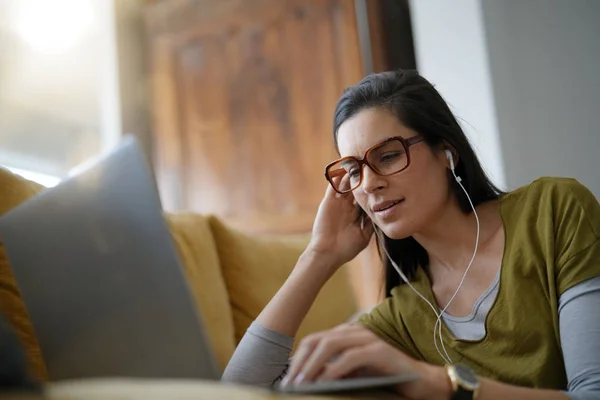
[{"x1": 38, "y1": 378, "x2": 404, "y2": 400}]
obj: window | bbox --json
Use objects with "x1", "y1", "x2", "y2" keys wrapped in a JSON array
[{"x1": 0, "y1": 0, "x2": 121, "y2": 186}]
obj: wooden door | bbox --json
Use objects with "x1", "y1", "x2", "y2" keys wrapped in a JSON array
[{"x1": 144, "y1": 0, "x2": 364, "y2": 235}]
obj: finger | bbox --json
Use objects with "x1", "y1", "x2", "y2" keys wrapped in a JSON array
[
  {"x1": 333, "y1": 324, "x2": 373, "y2": 335},
  {"x1": 284, "y1": 325, "x2": 362, "y2": 384},
  {"x1": 328, "y1": 173, "x2": 343, "y2": 193},
  {"x1": 332, "y1": 322, "x2": 353, "y2": 331},
  {"x1": 317, "y1": 181, "x2": 351, "y2": 218},
  {"x1": 319, "y1": 341, "x2": 416, "y2": 382},
  {"x1": 295, "y1": 328, "x2": 374, "y2": 384},
  {"x1": 325, "y1": 177, "x2": 339, "y2": 196},
  {"x1": 283, "y1": 333, "x2": 322, "y2": 385},
  {"x1": 337, "y1": 174, "x2": 352, "y2": 197},
  {"x1": 330, "y1": 173, "x2": 353, "y2": 199},
  {"x1": 317, "y1": 344, "x2": 378, "y2": 381}
]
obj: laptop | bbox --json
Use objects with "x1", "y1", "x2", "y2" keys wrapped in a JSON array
[
  {"x1": 0, "y1": 135, "x2": 220, "y2": 381},
  {"x1": 0, "y1": 135, "x2": 417, "y2": 393}
]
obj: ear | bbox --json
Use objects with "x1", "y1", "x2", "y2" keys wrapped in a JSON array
[{"x1": 440, "y1": 142, "x2": 459, "y2": 170}]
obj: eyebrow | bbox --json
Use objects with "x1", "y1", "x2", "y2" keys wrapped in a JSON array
[{"x1": 348, "y1": 136, "x2": 398, "y2": 159}]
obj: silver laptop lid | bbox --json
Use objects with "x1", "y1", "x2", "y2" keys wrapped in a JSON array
[{"x1": 0, "y1": 135, "x2": 220, "y2": 381}]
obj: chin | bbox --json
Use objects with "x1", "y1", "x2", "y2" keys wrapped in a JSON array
[{"x1": 375, "y1": 219, "x2": 415, "y2": 241}]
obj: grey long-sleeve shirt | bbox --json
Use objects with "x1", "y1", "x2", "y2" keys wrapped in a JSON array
[{"x1": 222, "y1": 276, "x2": 600, "y2": 400}]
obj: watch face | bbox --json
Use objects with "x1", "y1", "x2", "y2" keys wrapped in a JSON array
[{"x1": 456, "y1": 364, "x2": 479, "y2": 387}]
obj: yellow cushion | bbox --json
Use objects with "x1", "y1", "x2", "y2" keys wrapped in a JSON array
[
  {"x1": 165, "y1": 213, "x2": 236, "y2": 370},
  {"x1": 0, "y1": 167, "x2": 48, "y2": 381},
  {"x1": 209, "y1": 217, "x2": 358, "y2": 347}
]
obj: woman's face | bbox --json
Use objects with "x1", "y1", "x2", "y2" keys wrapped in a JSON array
[{"x1": 336, "y1": 107, "x2": 454, "y2": 239}]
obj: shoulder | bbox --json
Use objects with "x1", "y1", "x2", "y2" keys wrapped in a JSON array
[
  {"x1": 530, "y1": 176, "x2": 596, "y2": 203},
  {"x1": 506, "y1": 176, "x2": 594, "y2": 201},
  {"x1": 503, "y1": 177, "x2": 600, "y2": 293},
  {"x1": 502, "y1": 177, "x2": 600, "y2": 235}
]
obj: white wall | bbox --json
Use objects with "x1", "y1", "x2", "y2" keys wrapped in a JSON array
[
  {"x1": 408, "y1": 0, "x2": 506, "y2": 190},
  {"x1": 481, "y1": 0, "x2": 600, "y2": 197},
  {"x1": 409, "y1": 0, "x2": 600, "y2": 198}
]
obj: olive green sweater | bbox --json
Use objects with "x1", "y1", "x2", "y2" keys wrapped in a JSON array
[{"x1": 358, "y1": 177, "x2": 600, "y2": 390}]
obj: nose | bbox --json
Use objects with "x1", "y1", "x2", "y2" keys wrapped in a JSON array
[{"x1": 360, "y1": 164, "x2": 385, "y2": 194}]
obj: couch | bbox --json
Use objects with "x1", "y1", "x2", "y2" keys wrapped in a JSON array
[{"x1": 0, "y1": 167, "x2": 364, "y2": 398}]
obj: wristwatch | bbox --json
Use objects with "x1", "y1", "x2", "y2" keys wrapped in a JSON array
[{"x1": 445, "y1": 363, "x2": 480, "y2": 400}]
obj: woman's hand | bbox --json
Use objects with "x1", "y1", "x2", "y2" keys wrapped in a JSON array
[
  {"x1": 281, "y1": 324, "x2": 451, "y2": 400},
  {"x1": 250, "y1": 177, "x2": 374, "y2": 339},
  {"x1": 307, "y1": 177, "x2": 373, "y2": 270}
]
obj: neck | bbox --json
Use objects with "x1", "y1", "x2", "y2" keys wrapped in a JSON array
[{"x1": 413, "y1": 197, "x2": 497, "y2": 274}]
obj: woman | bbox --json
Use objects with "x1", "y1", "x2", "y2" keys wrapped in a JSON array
[{"x1": 222, "y1": 70, "x2": 600, "y2": 399}]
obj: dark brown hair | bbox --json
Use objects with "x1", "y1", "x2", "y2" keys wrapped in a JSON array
[{"x1": 332, "y1": 69, "x2": 503, "y2": 297}]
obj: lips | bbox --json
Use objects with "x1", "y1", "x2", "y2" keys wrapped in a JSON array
[{"x1": 372, "y1": 199, "x2": 403, "y2": 212}]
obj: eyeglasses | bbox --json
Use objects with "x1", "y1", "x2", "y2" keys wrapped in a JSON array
[{"x1": 325, "y1": 135, "x2": 425, "y2": 194}]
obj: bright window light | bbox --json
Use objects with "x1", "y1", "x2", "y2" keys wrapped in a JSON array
[
  {"x1": 3, "y1": 166, "x2": 61, "y2": 188},
  {"x1": 11, "y1": 0, "x2": 94, "y2": 55}
]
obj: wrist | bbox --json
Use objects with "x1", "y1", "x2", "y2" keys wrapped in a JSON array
[
  {"x1": 434, "y1": 365, "x2": 454, "y2": 400},
  {"x1": 300, "y1": 247, "x2": 341, "y2": 275},
  {"x1": 291, "y1": 249, "x2": 339, "y2": 286},
  {"x1": 413, "y1": 362, "x2": 453, "y2": 400}
]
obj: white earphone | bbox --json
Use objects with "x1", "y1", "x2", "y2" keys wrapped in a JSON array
[
  {"x1": 378, "y1": 148, "x2": 480, "y2": 365},
  {"x1": 445, "y1": 149, "x2": 455, "y2": 170}
]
